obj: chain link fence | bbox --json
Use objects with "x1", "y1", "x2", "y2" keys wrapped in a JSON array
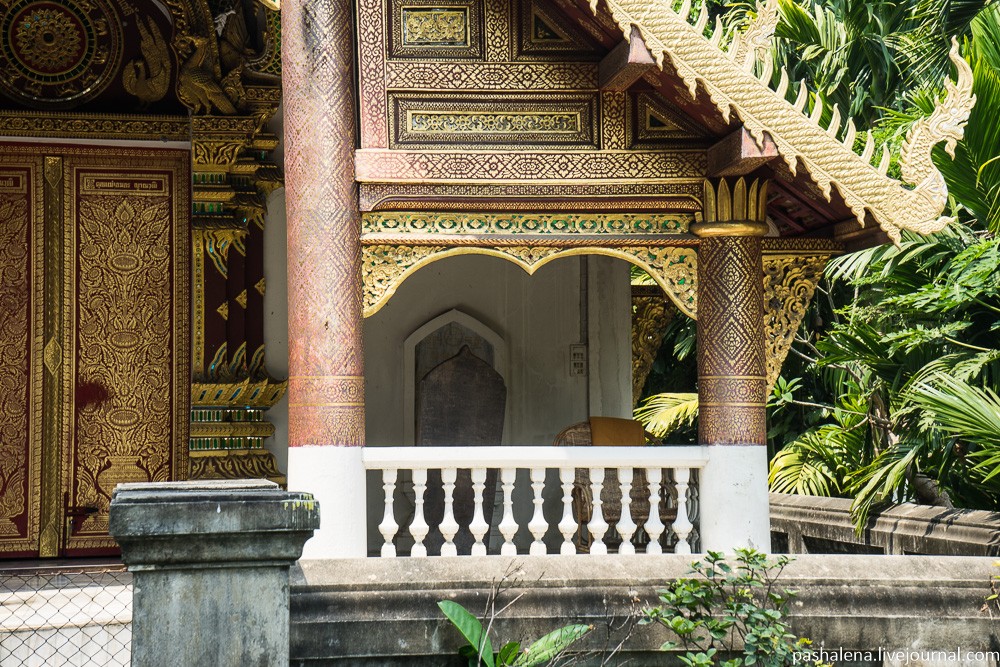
[{"x1": 1, "y1": 564, "x2": 132, "y2": 667}]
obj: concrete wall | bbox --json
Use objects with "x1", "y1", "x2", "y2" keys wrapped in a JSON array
[
  {"x1": 770, "y1": 492, "x2": 1000, "y2": 556},
  {"x1": 290, "y1": 554, "x2": 1000, "y2": 666}
]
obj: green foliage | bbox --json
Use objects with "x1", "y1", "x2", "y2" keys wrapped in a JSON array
[
  {"x1": 437, "y1": 600, "x2": 591, "y2": 667},
  {"x1": 634, "y1": 393, "x2": 700, "y2": 439},
  {"x1": 641, "y1": 549, "x2": 824, "y2": 667}
]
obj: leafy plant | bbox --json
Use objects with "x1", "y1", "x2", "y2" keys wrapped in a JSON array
[
  {"x1": 437, "y1": 599, "x2": 591, "y2": 667},
  {"x1": 641, "y1": 549, "x2": 824, "y2": 667}
]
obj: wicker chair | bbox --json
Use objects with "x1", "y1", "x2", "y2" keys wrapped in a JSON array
[{"x1": 553, "y1": 420, "x2": 678, "y2": 553}]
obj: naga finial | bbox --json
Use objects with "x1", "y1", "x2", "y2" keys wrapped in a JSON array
[
  {"x1": 900, "y1": 38, "x2": 975, "y2": 187},
  {"x1": 733, "y1": 0, "x2": 780, "y2": 67},
  {"x1": 883, "y1": 38, "x2": 975, "y2": 243}
]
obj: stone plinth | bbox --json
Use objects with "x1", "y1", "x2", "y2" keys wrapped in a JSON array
[{"x1": 109, "y1": 480, "x2": 319, "y2": 667}]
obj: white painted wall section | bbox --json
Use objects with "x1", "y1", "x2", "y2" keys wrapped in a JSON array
[{"x1": 697, "y1": 445, "x2": 771, "y2": 553}]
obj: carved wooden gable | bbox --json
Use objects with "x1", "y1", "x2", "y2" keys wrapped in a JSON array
[{"x1": 357, "y1": 0, "x2": 718, "y2": 215}]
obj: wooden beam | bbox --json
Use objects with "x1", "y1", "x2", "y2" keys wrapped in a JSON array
[
  {"x1": 707, "y1": 127, "x2": 779, "y2": 177},
  {"x1": 599, "y1": 26, "x2": 657, "y2": 91}
]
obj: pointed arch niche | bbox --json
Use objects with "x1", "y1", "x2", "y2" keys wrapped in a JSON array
[{"x1": 403, "y1": 310, "x2": 510, "y2": 446}]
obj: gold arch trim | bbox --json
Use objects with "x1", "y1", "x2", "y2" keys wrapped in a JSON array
[{"x1": 362, "y1": 244, "x2": 698, "y2": 318}]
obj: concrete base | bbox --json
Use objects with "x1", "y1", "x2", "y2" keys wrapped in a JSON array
[
  {"x1": 698, "y1": 445, "x2": 770, "y2": 552},
  {"x1": 290, "y1": 554, "x2": 1000, "y2": 666},
  {"x1": 109, "y1": 479, "x2": 319, "y2": 667},
  {"x1": 288, "y1": 445, "x2": 367, "y2": 558}
]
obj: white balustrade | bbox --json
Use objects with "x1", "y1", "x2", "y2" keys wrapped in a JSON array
[{"x1": 364, "y1": 446, "x2": 707, "y2": 558}]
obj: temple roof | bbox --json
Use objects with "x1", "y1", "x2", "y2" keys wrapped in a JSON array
[{"x1": 583, "y1": 0, "x2": 975, "y2": 244}]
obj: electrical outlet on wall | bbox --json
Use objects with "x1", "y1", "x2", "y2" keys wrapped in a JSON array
[{"x1": 569, "y1": 344, "x2": 587, "y2": 376}]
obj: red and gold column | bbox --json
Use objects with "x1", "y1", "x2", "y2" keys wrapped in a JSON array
[
  {"x1": 282, "y1": 0, "x2": 367, "y2": 556},
  {"x1": 691, "y1": 177, "x2": 771, "y2": 551}
]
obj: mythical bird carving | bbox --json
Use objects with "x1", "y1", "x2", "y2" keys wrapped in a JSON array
[
  {"x1": 122, "y1": 16, "x2": 171, "y2": 104},
  {"x1": 177, "y1": 35, "x2": 238, "y2": 115}
]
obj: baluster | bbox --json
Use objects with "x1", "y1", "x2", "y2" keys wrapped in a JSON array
[
  {"x1": 440, "y1": 467, "x2": 459, "y2": 557},
  {"x1": 528, "y1": 467, "x2": 548, "y2": 555},
  {"x1": 644, "y1": 467, "x2": 665, "y2": 555},
  {"x1": 469, "y1": 468, "x2": 489, "y2": 556},
  {"x1": 498, "y1": 467, "x2": 518, "y2": 555},
  {"x1": 410, "y1": 468, "x2": 429, "y2": 557},
  {"x1": 378, "y1": 468, "x2": 398, "y2": 557},
  {"x1": 557, "y1": 467, "x2": 577, "y2": 555},
  {"x1": 588, "y1": 467, "x2": 609, "y2": 555},
  {"x1": 617, "y1": 467, "x2": 637, "y2": 555},
  {"x1": 672, "y1": 468, "x2": 693, "y2": 555}
]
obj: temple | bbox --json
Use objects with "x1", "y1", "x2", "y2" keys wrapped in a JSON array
[{"x1": 0, "y1": 0, "x2": 971, "y2": 560}]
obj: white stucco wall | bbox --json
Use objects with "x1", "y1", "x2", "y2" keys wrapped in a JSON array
[
  {"x1": 263, "y1": 104, "x2": 289, "y2": 474},
  {"x1": 364, "y1": 254, "x2": 590, "y2": 447}
]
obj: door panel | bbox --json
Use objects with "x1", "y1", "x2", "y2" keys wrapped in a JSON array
[
  {"x1": 0, "y1": 144, "x2": 190, "y2": 558},
  {"x1": 0, "y1": 159, "x2": 43, "y2": 558}
]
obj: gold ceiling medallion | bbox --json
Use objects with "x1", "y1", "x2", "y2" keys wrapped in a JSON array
[{"x1": 0, "y1": 0, "x2": 123, "y2": 109}]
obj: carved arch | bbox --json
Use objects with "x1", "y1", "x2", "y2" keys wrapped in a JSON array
[{"x1": 361, "y1": 245, "x2": 699, "y2": 319}]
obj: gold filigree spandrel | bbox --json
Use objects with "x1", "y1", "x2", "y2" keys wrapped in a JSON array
[{"x1": 762, "y1": 254, "x2": 829, "y2": 389}]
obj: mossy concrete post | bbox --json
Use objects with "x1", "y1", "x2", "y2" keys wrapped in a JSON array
[{"x1": 109, "y1": 480, "x2": 319, "y2": 667}]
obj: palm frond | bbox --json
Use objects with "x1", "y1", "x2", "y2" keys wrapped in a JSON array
[{"x1": 634, "y1": 393, "x2": 699, "y2": 439}]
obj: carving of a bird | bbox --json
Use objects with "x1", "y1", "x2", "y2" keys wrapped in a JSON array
[
  {"x1": 177, "y1": 36, "x2": 238, "y2": 115},
  {"x1": 122, "y1": 16, "x2": 171, "y2": 104}
]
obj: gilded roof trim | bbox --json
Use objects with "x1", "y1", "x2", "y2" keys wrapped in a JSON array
[{"x1": 591, "y1": 0, "x2": 975, "y2": 243}]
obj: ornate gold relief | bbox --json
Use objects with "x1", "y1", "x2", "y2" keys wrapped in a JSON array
[
  {"x1": 0, "y1": 112, "x2": 189, "y2": 141},
  {"x1": 362, "y1": 211, "x2": 692, "y2": 235},
  {"x1": 355, "y1": 148, "x2": 708, "y2": 181},
  {"x1": 0, "y1": 156, "x2": 43, "y2": 556},
  {"x1": 385, "y1": 62, "x2": 597, "y2": 90},
  {"x1": 390, "y1": 93, "x2": 599, "y2": 149},
  {"x1": 359, "y1": 181, "x2": 704, "y2": 212},
  {"x1": 389, "y1": 0, "x2": 484, "y2": 59},
  {"x1": 401, "y1": 7, "x2": 470, "y2": 46},
  {"x1": 362, "y1": 243, "x2": 698, "y2": 319},
  {"x1": 763, "y1": 254, "x2": 830, "y2": 389},
  {"x1": 631, "y1": 292, "x2": 675, "y2": 405},
  {"x1": 189, "y1": 450, "x2": 286, "y2": 486},
  {"x1": 122, "y1": 16, "x2": 171, "y2": 104}
]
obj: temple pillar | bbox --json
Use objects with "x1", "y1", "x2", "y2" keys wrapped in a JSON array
[
  {"x1": 283, "y1": 0, "x2": 367, "y2": 557},
  {"x1": 691, "y1": 178, "x2": 771, "y2": 552}
]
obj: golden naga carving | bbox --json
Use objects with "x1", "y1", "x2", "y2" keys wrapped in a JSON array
[
  {"x1": 731, "y1": 0, "x2": 779, "y2": 68},
  {"x1": 589, "y1": 0, "x2": 975, "y2": 242},
  {"x1": 122, "y1": 17, "x2": 171, "y2": 104},
  {"x1": 895, "y1": 39, "x2": 977, "y2": 243}
]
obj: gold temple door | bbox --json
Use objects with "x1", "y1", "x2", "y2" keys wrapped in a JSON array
[{"x1": 0, "y1": 143, "x2": 190, "y2": 558}]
